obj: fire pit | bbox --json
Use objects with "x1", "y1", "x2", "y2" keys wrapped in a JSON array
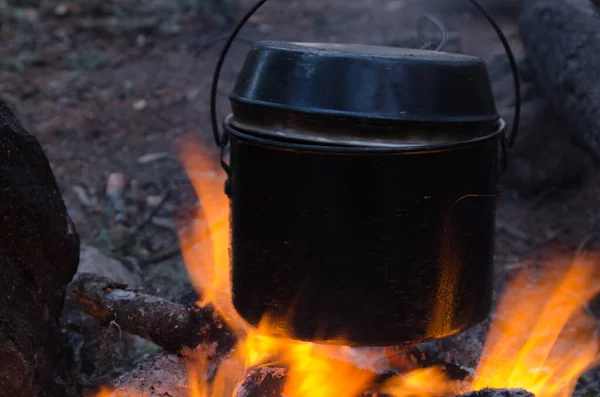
[{"x1": 76, "y1": 142, "x2": 599, "y2": 397}]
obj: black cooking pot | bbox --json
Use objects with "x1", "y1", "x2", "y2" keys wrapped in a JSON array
[{"x1": 210, "y1": 2, "x2": 520, "y2": 347}]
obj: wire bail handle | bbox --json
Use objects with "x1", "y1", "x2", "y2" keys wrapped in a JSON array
[{"x1": 210, "y1": 0, "x2": 521, "y2": 174}]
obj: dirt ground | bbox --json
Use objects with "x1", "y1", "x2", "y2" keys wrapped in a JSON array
[{"x1": 0, "y1": 0, "x2": 598, "y2": 395}]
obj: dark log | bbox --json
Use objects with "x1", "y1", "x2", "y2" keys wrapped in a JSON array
[
  {"x1": 520, "y1": 0, "x2": 600, "y2": 160},
  {"x1": 487, "y1": 54, "x2": 592, "y2": 197},
  {"x1": 0, "y1": 100, "x2": 80, "y2": 397},
  {"x1": 69, "y1": 273, "x2": 236, "y2": 359},
  {"x1": 457, "y1": 389, "x2": 535, "y2": 397}
]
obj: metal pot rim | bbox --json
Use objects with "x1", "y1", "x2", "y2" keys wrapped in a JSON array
[{"x1": 224, "y1": 114, "x2": 506, "y2": 154}]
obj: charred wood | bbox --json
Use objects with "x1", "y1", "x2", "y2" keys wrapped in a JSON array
[
  {"x1": 520, "y1": 0, "x2": 600, "y2": 161},
  {"x1": 365, "y1": 388, "x2": 535, "y2": 397},
  {"x1": 70, "y1": 273, "x2": 236, "y2": 358},
  {"x1": 234, "y1": 367, "x2": 286, "y2": 397},
  {"x1": 232, "y1": 348, "x2": 471, "y2": 397},
  {"x1": 233, "y1": 366, "x2": 534, "y2": 397},
  {"x1": 456, "y1": 389, "x2": 535, "y2": 397}
]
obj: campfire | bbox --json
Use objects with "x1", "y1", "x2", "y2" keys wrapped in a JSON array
[
  {"x1": 89, "y1": 141, "x2": 599, "y2": 397},
  {"x1": 3, "y1": 0, "x2": 600, "y2": 396}
]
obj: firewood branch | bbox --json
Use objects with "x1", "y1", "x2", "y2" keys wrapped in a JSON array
[
  {"x1": 520, "y1": 0, "x2": 600, "y2": 160},
  {"x1": 69, "y1": 273, "x2": 236, "y2": 358}
]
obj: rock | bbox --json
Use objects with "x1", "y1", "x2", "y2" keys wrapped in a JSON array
[
  {"x1": 0, "y1": 100, "x2": 80, "y2": 397},
  {"x1": 106, "y1": 353, "x2": 188, "y2": 397},
  {"x1": 76, "y1": 244, "x2": 139, "y2": 287}
]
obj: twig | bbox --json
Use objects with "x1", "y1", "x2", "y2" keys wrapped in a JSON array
[
  {"x1": 70, "y1": 273, "x2": 236, "y2": 358},
  {"x1": 132, "y1": 186, "x2": 174, "y2": 235}
]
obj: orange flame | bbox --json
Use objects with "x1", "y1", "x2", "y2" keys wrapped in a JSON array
[
  {"x1": 471, "y1": 254, "x2": 600, "y2": 397},
  {"x1": 94, "y1": 388, "x2": 115, "y2": 397},
  {"x1": 177, "y1": 143, "x2": 241, "y2": 333},
  {"x1": 380, "y1": 367, "x2": 460, "y2": 397},
  {"x1": 97, "y1": 139, "x2": 599, "y2": 397},
  {"x1": 176, "y1": 140, "x2": 381, "y2": 397},
  {"x1": 93, "y1": 387, "x2": 145, "y2": 397}
]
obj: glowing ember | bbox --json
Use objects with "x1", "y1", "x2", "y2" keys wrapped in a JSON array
[
  {"x1": 380, "y1": 367, "x2": 460, "y2": 397},
  {"x1": 94, "y1": 387, "x2": 142, "y2": 396},
  {"x1": 97, "y1": 140, "x2": 599, "y2": 397},
  {"x1": 95, "y1": 388, "x2": 113, "y2": 397}
]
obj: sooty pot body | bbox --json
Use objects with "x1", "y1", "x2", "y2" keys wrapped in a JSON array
[
  {"x1": 225, "y1": 41, "x2": 504, "y2": 346},
  {"x1": 227, "y1": 124, "x2": 501, "y2": 346}
]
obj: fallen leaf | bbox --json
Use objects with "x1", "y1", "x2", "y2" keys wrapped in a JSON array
[
  {"x1": 133, "y1": 99, "x2": 147, "y2": 111},
  {"x1": 72, "y1": 185, "x2": 95, "y2": 207},
  {"x1": 137, "y1": 152, "x2": 171, "y2": 164},
  {"x1": 106, "y1": 172, "x2": 128, "y2": 197},
  {"x1": 136, "y1": 34, "x2": 147, "y2": 47},
  {"x1": 151, "y1": 216, "x2": 177, "y2": 231},
  {"x1": 145, "y1": 195, "x2": 163, "y2": 207},
  {"x1": 54, "y1": 3, "x2": 70, "y2": 17}
]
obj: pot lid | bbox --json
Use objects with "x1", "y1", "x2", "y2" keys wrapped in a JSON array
[{"x1": 230, "y1": 41, "x2": 500, "y2": 125}]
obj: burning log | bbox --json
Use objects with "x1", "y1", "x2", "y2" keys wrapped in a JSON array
[
  {"x1": 70, "y1": 273, "x2": 236, "y2": 358},
  {"x1": 0, "y1": 100, "x2": 80, "y2": 397},
  {"x1": 364, "y1": 390, "x2": 534, "y2": 397},
  {"x1": 234, "y1": 367, "x2": 286, "y2": 397},
  {"x1": 232, "y1": 346, "x2": 473, "y2": 397},
  {"x1": 520, "y1": 0, "x2": 600, "y2": 160},
  {"x1": 233, "y1": 365, "x2": 535, "y2": 397}
]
